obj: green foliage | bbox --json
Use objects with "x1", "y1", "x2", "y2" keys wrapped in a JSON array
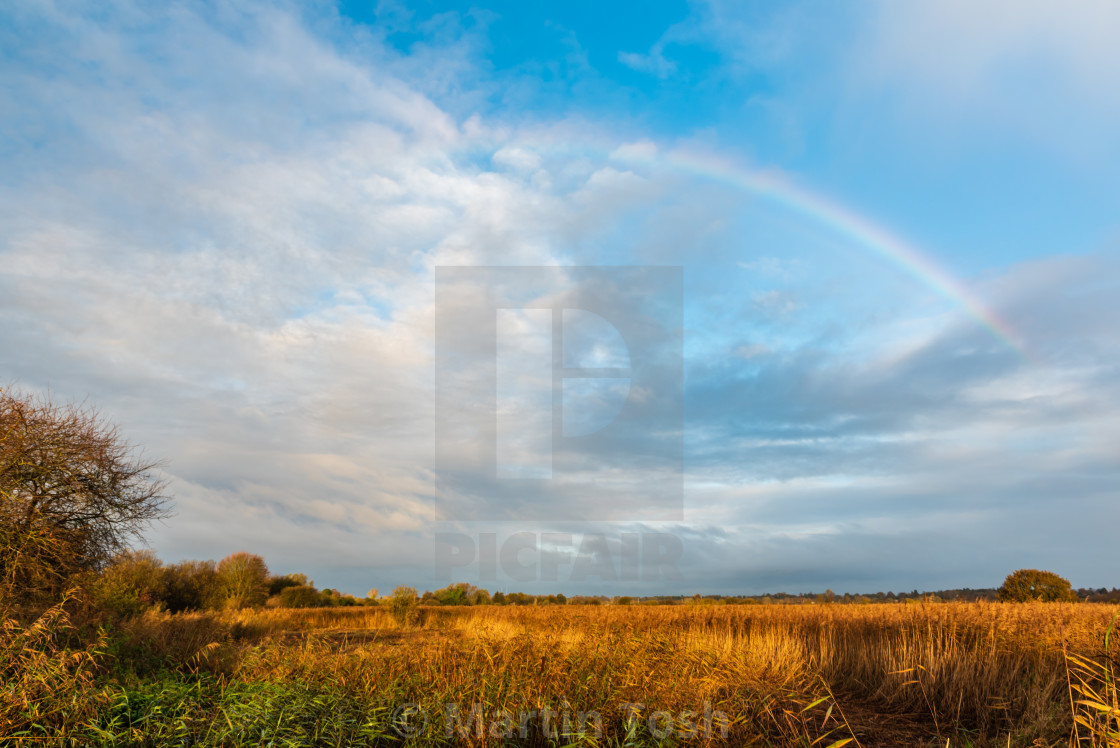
[
  {"x1": 86, "y1": 675, "x2": 395, "y2": 746},
  {"x1": 998, "y1": 569, "x2": 1079, "y2": 603},
  {"x1": 431, "y1": 582, "x2": 476, "y2": 606}
]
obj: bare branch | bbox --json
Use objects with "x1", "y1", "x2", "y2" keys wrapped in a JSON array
[{"x1": 0, "y1": 387, "x2": 173, "y2": 603}]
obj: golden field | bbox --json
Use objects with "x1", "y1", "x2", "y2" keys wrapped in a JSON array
[{"x1": 3, "y1": 601, "x2": 1119, "y2": 746}]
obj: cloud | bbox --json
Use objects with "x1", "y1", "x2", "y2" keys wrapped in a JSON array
[
  {"x1": 0, "y1": 0, "x2": 691, "y2": 591},
  {"x1": 618, "y1": 49, "x2": 677, "y2": 79},
  {"x1": 2, "y1": 0, "x2": 1118, "y2": 597},
  {"x1": 734, "y1": 344, "x2": 770, "y2": 360},
  {"x1": 846, "y1": 0, "x2": 1120, "y2": 156},
  {"x1": 738, "y1": 256, "x2": 807, "y2": 279},
  {"x1": 751, "y1": 290, "x2": 800, "y2": 317},
  {"x1": 678, "y1": 252, "x2": 1120, "y2": 587},
  {"x1": 856, "y1": 1, "x2": 1120, "y2": 106},
  {"x1": 491, "y1": 146, "x2": 542, "y2": 172}
]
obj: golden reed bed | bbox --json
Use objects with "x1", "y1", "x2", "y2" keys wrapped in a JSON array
[
  {"x1": 198, "y1": 601, "x2": 1118, "y2": 745},
  {"x1": 4, "y1": 601, "x2": 1117, "y2": 745}
]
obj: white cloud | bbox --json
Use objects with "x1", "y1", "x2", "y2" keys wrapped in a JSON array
[
  {"x1": 849, "y1": 0, "x2": 1120, "y2": 154},
  {"x1": 491, "y1": 146, "x2": 542, "y2": 172},
  {"x1": 618, "y1": 49, "x2": 676, "y2": 79},
  {"x1": 609, "y1": 139, "x2": 658, "y2": 163},
  {"x1": 751, "y1": 290, "x2": 800, "y2": 317},
  {"x1": 738, "y1": 256, "x2": 807, "y2": 279}
]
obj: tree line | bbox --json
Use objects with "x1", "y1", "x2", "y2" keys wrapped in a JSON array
[{"x1": 87, "y1": 549, "x2": 382, "y2": 615}]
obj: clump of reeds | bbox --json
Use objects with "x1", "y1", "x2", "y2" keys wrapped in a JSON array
[
  {"x1": 0, "y1": 593, "x2": 108, "y2": 741},
  {"x1": 1068, "y1": 614, "x2": 1120, "y2": 747}
]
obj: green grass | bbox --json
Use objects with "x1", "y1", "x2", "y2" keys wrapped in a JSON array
[{"x1": 83, "y1": 675, "x2": 395, "y2": 747}]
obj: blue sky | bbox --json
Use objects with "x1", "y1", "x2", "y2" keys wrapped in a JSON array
[{"x1": 2, "y1": 0, "x2": 1119, "y2": 596}]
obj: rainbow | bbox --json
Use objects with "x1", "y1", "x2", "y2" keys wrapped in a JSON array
[{"x1": 607, "y1": 144, "x2": 1031, "y2": 358}]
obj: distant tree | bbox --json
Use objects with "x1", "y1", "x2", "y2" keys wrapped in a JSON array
[
  {"x1": 90, "y1": 549, "x2": 167, "y2": 616},
  {"x1": 268, "y1": 573, "x2": 308, "y2": 596},
  {"x1": 0, "y1": 388, "x2": 171, "y2": 603},
  {"x1": 318, "y1": 588, "x2": 359, "y2": 607},
  {"x1": 389, "y1": 585, "x2": 419, "y2": 625},
  {"x1": 432, "y1": 582, "x2": 474, "y2": 606},
  {"x1": 998, "y1": 569, "x2": 1078, "y2": 603},
  {"x1": 1087, "y1": 588, "x2": 1120, "y2": 604},
  {"x1": 216, "y1": 552, "x2": 269, "y2": 609},
  {"x1": 469, "y1": 588, "x2": 491, "y2": 606},
  {"x1": 164, "y1": 559, "x2": 219, "y2": 611},
  {"x1": 280, "y1": 585, "x2": 322, "y2": 608},
  {"x1": 491, "y1": 591, "x2": 506, "y2": 605}
]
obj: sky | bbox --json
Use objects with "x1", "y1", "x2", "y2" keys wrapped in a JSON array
[{"x1": 2, "y1": 0, "x2": 1119, "y2": 597}]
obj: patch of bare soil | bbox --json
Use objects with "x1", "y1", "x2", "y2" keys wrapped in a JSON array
[{"x1": 833, "y1": 697, "x2": 946, "y2": 747}]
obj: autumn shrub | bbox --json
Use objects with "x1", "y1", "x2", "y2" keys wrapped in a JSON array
[
  {"x1": 88, "y1": 550, "x2": 168, "y2": 617},
  {"x1": 388, "y1": 585, "x2": 419, "y2": 626},
  {"x1": 999, "y1": 568, "x2": 1079, "y2": 603},
  {"x1": 278, "y1": 585, "x2": 322, "y2": 609}
]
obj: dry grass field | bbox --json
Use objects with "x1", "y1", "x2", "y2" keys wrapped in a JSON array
[{"x1": 3, "y1": 601, "x2": 1119, "y2": 746}]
